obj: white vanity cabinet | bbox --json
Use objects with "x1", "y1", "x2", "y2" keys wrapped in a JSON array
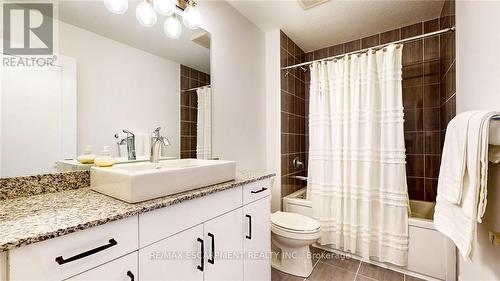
[
  {"x1": 140, "y1": 209, "x2": 245, "y2": 281},
  {"x1": 138, "y1": 179, "x2": 271, "y2": 281},
  {"x1": 66, "y1": 251, "x2": 138, "y2": 281},
  {"x1": 243, "y1": 197, "x2": 271, "y2": 281},
  {"x1": 203, "y1": 208, "x2": 244, "y2": 281},
  {"x1": 139, "y1": 225, "x2": 205, "y2": 281},
  {"x1": 2, "y1": 178, "x2": 272, "y2": 281},
  {"x1": 7, "y1": 216, "x2": 138, "y2": 281}
]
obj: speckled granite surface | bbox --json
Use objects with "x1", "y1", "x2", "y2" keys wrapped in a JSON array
[
  {"x1": 0, "y1": 171, "x2": 90, "y2": 200},
  {"x1": 0, "y1": 170, "x2": 274, "y2": 252}
]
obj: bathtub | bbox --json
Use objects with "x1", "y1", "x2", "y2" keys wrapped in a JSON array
[{"x1": 283, "y1": 188, "x2": 456, "y2": 281}]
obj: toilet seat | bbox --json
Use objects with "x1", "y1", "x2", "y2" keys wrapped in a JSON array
[
  {"x1": 271, "y1": 211, "x2": 320, "y2": 238},
  {"x1": 271, "y1": 223, "x2": 320, "y2": 240}
]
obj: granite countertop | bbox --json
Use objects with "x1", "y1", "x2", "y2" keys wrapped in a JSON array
[{"x1": 0, "y1": 171, "x2": 275, "y2": 252}]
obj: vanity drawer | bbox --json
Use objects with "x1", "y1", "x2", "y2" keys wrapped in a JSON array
[
  {"x1": 243, "y1": 179, "x2": 271, "y2": 205},
  {"x1": 66, "y1": 251, "x2": 137, "y2": 281},
  {"x1": 139, "y1": 186, "x2": 242, "y2": 247},
  {"x1": 8, "y1": 216, "x2": 138, "y2": 281}
]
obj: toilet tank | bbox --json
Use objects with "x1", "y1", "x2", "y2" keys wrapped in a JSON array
[{"x1": 283, "y1": 188, "x2": 312, "y2": 217}]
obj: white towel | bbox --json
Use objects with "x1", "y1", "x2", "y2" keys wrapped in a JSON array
[
  {"x1": 434, "y1": 111, "x2": 498, "y2": 260},
  {"x1": 474, "y1": 113, "x2": 496, "y2": 222},
  {"x1": 437, "y1": 111, "x2": 476, "y2": 204}
]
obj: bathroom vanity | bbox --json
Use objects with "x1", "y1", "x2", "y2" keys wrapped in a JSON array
[
  {"x1": 0, "y1": 172, "x2": 273, "y2": 281},
  {"x1": 0, "y1": 1, "x2": 273, "y2": 280}
]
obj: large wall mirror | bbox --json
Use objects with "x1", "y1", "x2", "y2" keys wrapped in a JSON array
[{"x1": 0, "y1": 0, "x2": 211, "y2": 178}]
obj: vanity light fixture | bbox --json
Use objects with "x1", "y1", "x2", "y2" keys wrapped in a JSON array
[
  {"x1": 103, "y1": 0, "x2": 202, "y2": 38},
  {"x1": 153, "y1": 0, "x2": 175, "y2": 15},
  {"x1": 136, "y1": 0, "x2": 158, "y2": 27},
  {"x1": 182, "y1": 0, "x2": 201, "y2": 30},
  {"x1": 164, "y1": 14, "x2": 182, "y2": 39},
  {"x1": 104, "y1": 0, "x2": 129, "y2": 14}
]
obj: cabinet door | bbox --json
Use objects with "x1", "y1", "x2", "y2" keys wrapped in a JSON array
[
  {"x1": 204, "y1": 209, "x2": 244, "y2": 281},
  {"x1": 66, "y1": 251, "x2": 137, "y2": 281},
  {"x1": 139, "y1": 224, "x2": 204, "y2": 281},
  {"x1": 243, "y1": 197, "x2": 271, "y2": 281}
]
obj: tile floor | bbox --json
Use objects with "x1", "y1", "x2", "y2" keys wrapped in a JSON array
[{"x1": 271, "y1": 247, "x2": 426, "y2": 281}]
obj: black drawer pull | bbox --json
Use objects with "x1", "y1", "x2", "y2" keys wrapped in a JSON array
[
  {"x1": 208, "y1": 233, "x2": 215, "y2": 264},
  {"x1": 245, "y1": 215, "x2": 252, "y2": 240},
  {"x1": 197, "y1": 238, "x2": 204, "y2": 272},
  {"x1": 251, "y1": 187, "x2": 267, "y2": 194},
  {"x1": 55, "y1": 238, "x2": 117, "y2": 265},
  {"x1": 127, "y1": 270, "x2": 134, "y2": 281}
]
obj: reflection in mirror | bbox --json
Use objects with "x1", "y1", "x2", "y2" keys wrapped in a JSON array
[
  {"x1": 0, "y1": 0, "x2": 210, "y2": 178},
  {"x1": 180, "y1": 65, "x2": 211, "y2": 159}
]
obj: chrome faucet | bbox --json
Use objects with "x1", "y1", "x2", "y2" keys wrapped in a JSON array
[
  {"x1": 122, "y1": 130, "x2": 136, "y2": 160},
  {"x1": 150, "y1": 127, "x2": 171, "y2": 163}
]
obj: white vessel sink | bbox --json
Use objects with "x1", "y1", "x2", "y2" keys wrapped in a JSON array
[{"x1": 90, "y1": 159, "x2": 237, "y2": 203}]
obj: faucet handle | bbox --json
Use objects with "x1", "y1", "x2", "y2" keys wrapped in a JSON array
[
  {"x1": 123, "y1": 129, "x2": 135, "y2": 137},
  {"x1": 160, "y1": 136, "x2": 171, "y2": 146},
  {"x1": 152, "y1": 127, "x2": 161, "y2": 138}
]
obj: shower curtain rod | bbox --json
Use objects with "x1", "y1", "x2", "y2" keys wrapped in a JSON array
[
  {"x1": 182, "y1": 85, "x2": 211, "y2": 92},
  {"x1": 282, "y1": 27, "x2": 455, "y2": 71}
]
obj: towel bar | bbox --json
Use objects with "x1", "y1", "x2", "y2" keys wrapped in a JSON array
[
  {"x1": 490, "y1": 116, "x2": 500, "y2": 145},
  {"x1": 489, "y1": 231, "x2": 500, "y2": 245}
]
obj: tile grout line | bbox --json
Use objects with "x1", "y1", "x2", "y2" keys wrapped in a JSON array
[
  {"x1": 354, "y1": 259, "x2": 362, "y2": 281},
  {"x1": 304, "y1": 255, "x2": 322, "y2": 281}
]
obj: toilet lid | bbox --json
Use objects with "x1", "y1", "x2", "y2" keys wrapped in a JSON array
[{"x1": 271, "y1": 211, "x2": 320, "y2": 232}]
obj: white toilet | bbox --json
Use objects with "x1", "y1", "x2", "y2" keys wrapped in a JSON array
[{"x1": 271, "y1": 211, "x2": 321, "y2": 278}]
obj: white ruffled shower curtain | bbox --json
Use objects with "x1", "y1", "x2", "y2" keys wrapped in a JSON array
[
  {"x1": 307, "y1": 45, "x2": 409, "y2": 265},
  {"x1": 196, "y1": 86, "x2": 212, "y2": 159}
]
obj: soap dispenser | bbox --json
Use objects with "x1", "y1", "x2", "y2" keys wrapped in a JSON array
[
  {"x1": 94, "y1": 146, "x2": 116, "y2": 167},
  {"x1": 76, "y1": 145, "x2": 96, "y2": 164}
]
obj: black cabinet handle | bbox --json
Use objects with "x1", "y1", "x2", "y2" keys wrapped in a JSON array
[
  {"x1": 251, "y1": 187, "x2": 267, "y2": 194},
  {"x1": 245, "y1": 215, "x2": 252, "y2": 240},
  {"x1": 127, "y1": 270, "x2": 134, "y2": 281},
  {"x1": 197, "y1": 238, "x2": 204, "y2": 272},
  {"x1": 55, "y1": 239, "x2": 117, "y2": 265},
  {"x1": 208, "y1": 233, "x2": 215, "y2": 264}
]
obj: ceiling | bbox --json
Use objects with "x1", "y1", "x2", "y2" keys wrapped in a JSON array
[
  {"x1": 58, "y1": 0, "x2": 210, "y2": 73},
  {"x1": 227, "y1": 0, "x2": 444, "y2": 52}
]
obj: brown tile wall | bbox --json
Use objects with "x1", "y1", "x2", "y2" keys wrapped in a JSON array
[
  {"x1": 281, "y1": 11, "x2": 455, "y2": 202},
  {"x1": 180, "y1": 65, "x2": 210, "y2": 159},
  {"x1": 280, "y1": 31, "x2": 308, "y2": 198}
]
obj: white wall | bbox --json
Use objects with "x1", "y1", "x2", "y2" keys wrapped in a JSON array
[
  {"x1": 1, "y1": 58, "x2": 75, "y2": 177},
  {"x1": 456, "y1": 1, "x2": 500, "y2": 280},
  {"x1": 197, "y1": 1, "x2": 267, "y2": 171},
  {"x1": 59, "y1": 21, "x2": 180, "y2": 158},
  {"x1": 265, "y1": 29, "x2": 281, "y2": 212}
]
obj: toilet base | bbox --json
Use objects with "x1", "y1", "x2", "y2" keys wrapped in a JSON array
[{"x1": 271, "y1": 243, "x2": 314, "y2": 278}]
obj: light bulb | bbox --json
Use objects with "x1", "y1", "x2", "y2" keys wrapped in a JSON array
[
  {"x1": 153, "y1": 0, "x2": 175, "y2": 16},
  {"x1": 104, "y1": 0, "x2": 128, "y2": 14},
  {"x1": 182, "y1": 4, "x2": 201, "y2": 30},
  {"x1": 163, "y1": 15, "x2": 182, "y2": 39},
  {"x1": 136, "y1": 1, "x2": 157, "y2": 27}
]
